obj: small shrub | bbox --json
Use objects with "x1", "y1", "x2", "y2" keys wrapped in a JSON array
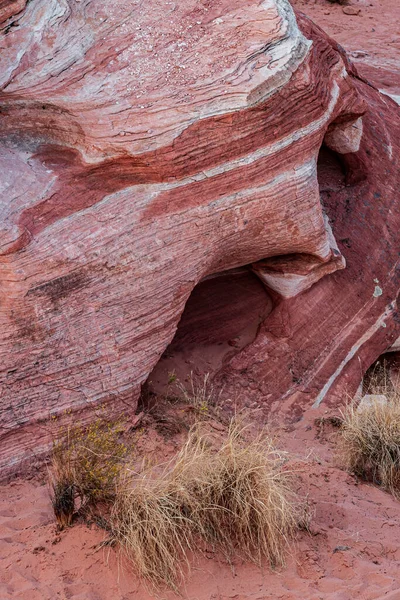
[
  {"x1": 339, "y1": 396, "x2": 400, "y2": 496},
  {"x1": 177, "y1": 372, "x2": 218, "y2": 418},
  {"x1": 111, "y1": 422, "x2": 302, "y2": 591},
  {"x1": 167, "y1": 371, "x2": 177, "y2": 385},
  {"x1": 49, "y1": 419, "x2": 127, "y2": 528}
]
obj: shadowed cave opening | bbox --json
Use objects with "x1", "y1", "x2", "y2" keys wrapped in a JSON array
[
  {"x1": 317, "y1": 145, "x2": 346, "y2": 201},
  {"x1": 362, "y1": 351, "x2": 400, "y2": 396},
  {"x1": 147, "y1": 268, "x2": 273, "y2": 395}
]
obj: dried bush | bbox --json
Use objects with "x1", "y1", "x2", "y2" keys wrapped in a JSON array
[
  {"x1": 176, "y1": 372, "x2": 218, "y2": 418},
  {"x1": 50, "y1": 419, "x2": 127, "y2": 528},
  {"x1": 111, "y1": 422, "x2": 302, "y2": 591},
  {"x1": 182, "y1": 423, "x2": 301, "y2": 566},
  {"x1": 339, "y1": 396, "x2": 400, "y2": 496},
  {"x1": 111, "y1": 469, "x2": 198, "y2": 592}
]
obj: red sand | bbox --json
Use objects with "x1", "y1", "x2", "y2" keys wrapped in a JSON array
[
  {"x1": 2, "y1": 407, "x2": 400, "y2": 600},
  {"x1": 1, "y1": 2, "x2": 400, "y2": 599},
  {"x1": 292, "y1": 0, "x2": 400, "y2": 97}
]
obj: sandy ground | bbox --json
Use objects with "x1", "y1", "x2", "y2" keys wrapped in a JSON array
[
  {"x1": 291, "y1": 0, "x2": 400, "y2": 99},
  {"x1": 1, "y1": 406, "x2": 400, "y2": 600},
  {"x1": 1, "y1": 2, "x2": 400, "y2": 599}
]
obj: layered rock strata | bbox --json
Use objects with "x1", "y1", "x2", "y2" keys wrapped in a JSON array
[{"x1": 0, "y1": 0, "x2": 399, "y2": 473}]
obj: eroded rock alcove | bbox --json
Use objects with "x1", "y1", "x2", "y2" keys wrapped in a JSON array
[
  {"x1": 0, "y1": 0, "x2": 399, "y2": 474},
  {"x1": 147, "y1": 267, "x2": 273, "y2": 394}
]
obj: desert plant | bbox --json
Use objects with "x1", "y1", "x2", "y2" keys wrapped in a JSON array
[
  {"x1": 181, "y1": 422, "x2": 301, "y2": 567},
  {"x1": 111, "y1": 422, "x2": 302, "y2": 591},
  {"x1": 111, "y1": 468, "x2": 199, "y2": 592},
  {"x1": 339, "y1": 394, "x2": 400, "y2": 496},
  {"x1": 49, "y1": 419, "x2": 127, "y2": 527},
  {"x1": 176, "y1": 372, "x2": 218, "y2": 418}
]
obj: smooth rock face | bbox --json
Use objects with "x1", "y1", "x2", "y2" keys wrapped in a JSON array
[{"x1": 0, "y1": 0, "x2": 399, "y2": 474}]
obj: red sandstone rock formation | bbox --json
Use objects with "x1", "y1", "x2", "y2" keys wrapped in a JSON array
[{"x1": 0, "y1": 0, "x2": 399, "y2": 474}]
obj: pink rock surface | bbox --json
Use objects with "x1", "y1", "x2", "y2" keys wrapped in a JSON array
[{"x1": 0, "y1": 0, "x2": 399, "y2": 473}]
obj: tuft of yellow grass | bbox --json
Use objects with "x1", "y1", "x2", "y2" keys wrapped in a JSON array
[
  {"x1": 111, "y1": 422, "x2": 302, "y2": 591},
  {"x1": 186, "y1": 423, "x2": 300, "y2": 567},
  {"x1": 339, "y1": 393, "x2": 400, "y2": 496},
  {"x1": 111, "y1": 470, "x2": 198, "y2": 592},
  {"x1": 176, "y1": 372, "x2": 220, "y2": 418}
]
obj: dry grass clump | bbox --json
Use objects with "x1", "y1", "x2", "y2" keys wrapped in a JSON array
[
  {"x1": 111, "y1": 423, "x2": 302, "y2": 591},
  {"x1": 176, "y1": 372, "x2": 219, "y2": 418},
  {"x1": 339, "y1": 396, "x2": 400, "y2": 496},
  {"x1": 186, "y1": 423, "x2": 301, "y2": 567},
  {"x1": 111, "y1": 470, "x2": 198, "y2": 592},
  {"x1": 50, "y1": 419, "x2": 127, "y2": 528}
]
